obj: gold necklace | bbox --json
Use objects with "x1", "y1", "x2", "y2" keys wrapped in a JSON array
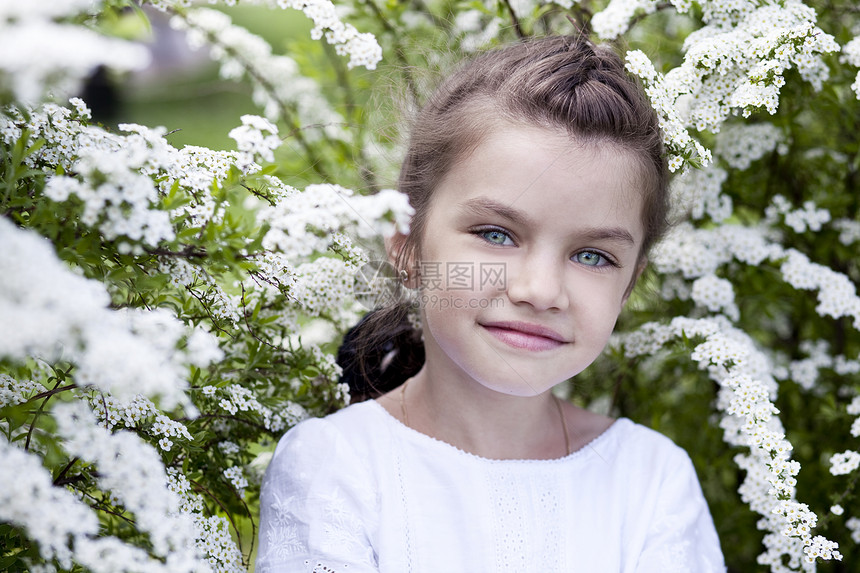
[
  {"x1": 554, "y1": 392, "x2": 572, "y2": 456},
  {"x1": 399, "y1": 380, "x2": 572, "y2": 457}
]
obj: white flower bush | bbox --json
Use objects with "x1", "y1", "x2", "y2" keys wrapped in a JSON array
[{"x1": 2, "y1": 0, "x2": 860, "y2": 571}]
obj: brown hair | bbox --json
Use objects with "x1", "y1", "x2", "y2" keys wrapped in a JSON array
[{"x1": 338, "y1": 36, "x2": 669, "y2": 401}]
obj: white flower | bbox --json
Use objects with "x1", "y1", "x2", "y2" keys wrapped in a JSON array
[
  {"x1": 229, "y1": 114, "x2": 281, "y2": 165},
  {"x1": 716, "y1": 123, "x2": 784, "y2": 170},
  {"x1": 0, "y1": 19, "x2": 149, "y2": 105},
  {"x1": 616, "y1": 313, "x2": 838, "y2": 565},
  {"x1": 593, "y1": 0, "x2": 659, "y2": 40},
  {"x1": 175, "y1": 7, "x2": 350, "y2": 133},
  {"x1": 621, "y1": 1, "x2": 838, "y2": 170},
  {"x1": 834, "y1": 219, "x2": 860, "y2": 245},
  {"x1": 223, "y1": 466, "x2": 249, "y2": 498},
  {"x1": 803, "y1": 535, "x2": 843, "y2": 562},
  {"x1": 691, "y1": 274, "x2": 739, "y2": 320},
  {"x1": 166, "y1": 469, "x2": 243, "y2": 570},
  {"x1": 670, "y1": 166, "x2": 731, "y2": 222},
  {"x1": 0, "y1": 219, "x2": 196, "y2": 409},
  {"x1": 0, "y1": 372, "x2": 42, "y2": 408},
  {"x1": 841, "y1": 36, "x2": 860, "y2": 99},
  {"x1": 847, "y1": 517, "x2": 860, "y2": 543},
  {"x1": 830, "y1": 450, "x2": 860, "y2": 476},
  {"x1": 0, "y1": 438, "x2": 99, "y2": 568},
  {"x1": 218, "y1": 441, "x2": 241, "y2": 455},
  {"x1": 273, "y1": 0, "x2": 382, "y2": 69}
]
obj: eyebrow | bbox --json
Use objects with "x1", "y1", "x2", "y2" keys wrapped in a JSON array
[
  {"x1": 579, "y1": 227, "x2": 636, "y2": 245},
  {"x1": 460, "y1": 197, "x2": 534, "y2": 227},
  {"x1": 459, "y1": 197, "x2": 636, "y2": 245}
]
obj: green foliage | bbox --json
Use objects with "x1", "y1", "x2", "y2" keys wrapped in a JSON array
[{"x1": 4, "y1": 0, "x2": 860, "y2": 571}]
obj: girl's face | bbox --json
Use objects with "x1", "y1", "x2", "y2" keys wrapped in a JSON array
[{"x1": 414, "y1": 124, "x2": 645, "y2": 397}]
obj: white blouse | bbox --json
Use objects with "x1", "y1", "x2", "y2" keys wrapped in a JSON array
[{"x1": 256, "y1": 400, "x2": 726, "y2": 573}]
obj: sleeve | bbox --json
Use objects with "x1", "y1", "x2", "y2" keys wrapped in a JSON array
[
  {"x1": 634, "y1": 447, "x2": 727, "y2": 573},
  {"x1": 255, "y1": 417, "x2": 380, "y2": 573}
]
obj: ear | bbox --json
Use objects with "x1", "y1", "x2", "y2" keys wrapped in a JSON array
[
  {"x1": 620, "y1": 257, "x2": 647, "y2": 309},
  {"x1": 385, "y1": 231, "x2": 409, "y2": 265},
  {"x1": 385, "y1": 231, "x2": 420, "y2": 289}
]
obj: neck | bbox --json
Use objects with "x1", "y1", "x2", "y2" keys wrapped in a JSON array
[{"x1": 401, "y1": 365, "x2": 567, "y2": 460}]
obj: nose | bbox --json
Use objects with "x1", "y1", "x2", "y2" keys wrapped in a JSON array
[{"x1": 505, "y1": 252, "x2": 569, "y2": 311}]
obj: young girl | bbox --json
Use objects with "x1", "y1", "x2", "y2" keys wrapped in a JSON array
[{"x1": 256, "y1": 36, "x2": 726, "y2": 572}]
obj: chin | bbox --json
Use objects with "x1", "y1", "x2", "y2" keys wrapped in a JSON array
[{"x1": 472, "y1": 374, "x2": 559, "y2": 398}]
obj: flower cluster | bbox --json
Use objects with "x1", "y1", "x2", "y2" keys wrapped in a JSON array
[
  {"x1": 1, "y1": 77, "x2": 396, "y2": 567},
  {"x1": 715, "y1": 123, "x2": 785, "y2": 170},
  {"x1": 766, "y1": 196, "x2": 832, "y2": 234},
  {"x1": 691, "y1": 274, "x2": 739, "y2": 320},
  {"x1": 167, "y1": 469, "x2": 244, "y2": 572},
  {"x1": 83, "y1": 392, "x2": 195, "y2": 452},
  {"x1": 833, "y1": 218, "x2": 860, "y2": 246},
  {"x1": 624, "y1": 1, "x2": 838, "y2": 171},
  {"x1": 829, "y1": 451, "x2": 860, "y2": 476},
  {"x1": 651, "y1": 222, "x2": 781, "y2": 279},
  {"x1": 229, "y1": 114, "x2": 282, "y2": 168},
  {"x1": 670, "y1": 166, "x2": 731, "y2": 221},
  {"x1": 223, "y1": 466, "x2": 249, "y2": 499},
  {"x1": 257, "y1": 183, "x2": 412, "y2": 260},
  {"x1": 593, "y1": 0, "x2": 660, "y2": 41},
  {"x1": 849, "y1": 396, "x2": 860, "y2": 437},
  {"x1": 779, "y1": 248, "x2": 860, "y2": 325},
  {"x1": 212, "y1": 384, "x2": 309, "y2": 433},
  {"x1": 616, "y1": 315, "x2": 842, "y2": 567},
  {"x1": 848, "y1": 518, "x2": 860, "y2": 543},
  {"x1": 0, "y1": 101, "x2": 245, "y2": 246},
  {"x1": 172, "y1": 7, "x2": 350, "y2": 134},
  {"x1": 271, "y1": 0, "x2": 382, "y2": 69},
  {"x1": 53, "y1": 401, "x2": 206, "y2": 571},
  {"x1": 0, "y1": 372, "x2": 43, "y2": 408},
  {"x1": 625, "y1": 49, "x2": 712, "y2": 171},
  {"x1": 652, "y1": 217, "x2": 860, "y2": 339},
  {"x1": 840, "y1": 36, "x2": 860, "y2": 98},
  {"x1": 253, "y1": 181, "x2": 411, "y2": 323},
  {"x1": 452, "y1": 9, "x2": 503, "y2": 52},
  {"x1": 0, "y1": 2, "x2": 149, "y2": 104},
  {"x1": 0, "y1": 437, "x2": 97, "y2": 568},
  {"x1": 0, "y1": 218, "x2": 215, "y2": 409}
]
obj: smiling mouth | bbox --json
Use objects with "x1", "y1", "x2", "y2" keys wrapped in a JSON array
[{"x1": 480, "y1": 321, "x2": 568, "y2": 352}]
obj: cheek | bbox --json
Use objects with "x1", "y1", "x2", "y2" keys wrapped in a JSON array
[{"x1": 572, "y1": 281, "x2": 625, "y2": 331}]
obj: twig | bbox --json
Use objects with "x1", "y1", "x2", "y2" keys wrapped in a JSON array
[
  {"x1": 240, "y1": 282, "x2": 283, "y2": 353},
  {"x1": 363, "y1": 0, "x2": 421, "y2": 105},
  {"x1": 25, "y1": 378, "x2": 66, "y2": 451},
  {"x1": 83, "y1": 491, "x2": 137, "y2": 526},
  {"x1": 627, "y1": 2, "x2": 672, "y2": 31},
  {"x1": 192, "y1": 413, "x2": 271, "y2": 434},
  {"x1": 320, "y1": 42, "x2": 379, "y2": 192},
  {"x1": 146, "y1": 246, "x2": 207, "y2": 259},
  {"x1": 184, "y1": 285, "x2": 236, "y2": 340},
  {"x1": 53, "y1": 457, "x2": 81, "y2": 486},
  {"x1": 501, "y1": 0, "x2": 526, "y2": 39},
  {"x1": 27, "y1": 383, "x2": 76, "y2": 403},
  {"x1": 189, "y1": 477, "x2": 247, "y2": 558}
]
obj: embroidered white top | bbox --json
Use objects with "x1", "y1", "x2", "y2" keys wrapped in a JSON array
[{"x1": 255, "y1": 400, "x2": 726, "y2": 573}]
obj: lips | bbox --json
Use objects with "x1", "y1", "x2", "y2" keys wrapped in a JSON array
[{"x1": 479, "y1": 321, "x2": 569, "y2": 352}]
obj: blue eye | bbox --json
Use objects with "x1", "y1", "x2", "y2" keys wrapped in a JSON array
[
  {"x1": 478, "y1": 229, "x2": 513, "y2": 246},
  {"x1": 575, "y1": 251, "x2": 606, "y2": 266}
]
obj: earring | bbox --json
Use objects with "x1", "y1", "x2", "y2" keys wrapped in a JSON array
[{"x1": 398, "y1": 268, "x2": 422, "y2": 334}]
